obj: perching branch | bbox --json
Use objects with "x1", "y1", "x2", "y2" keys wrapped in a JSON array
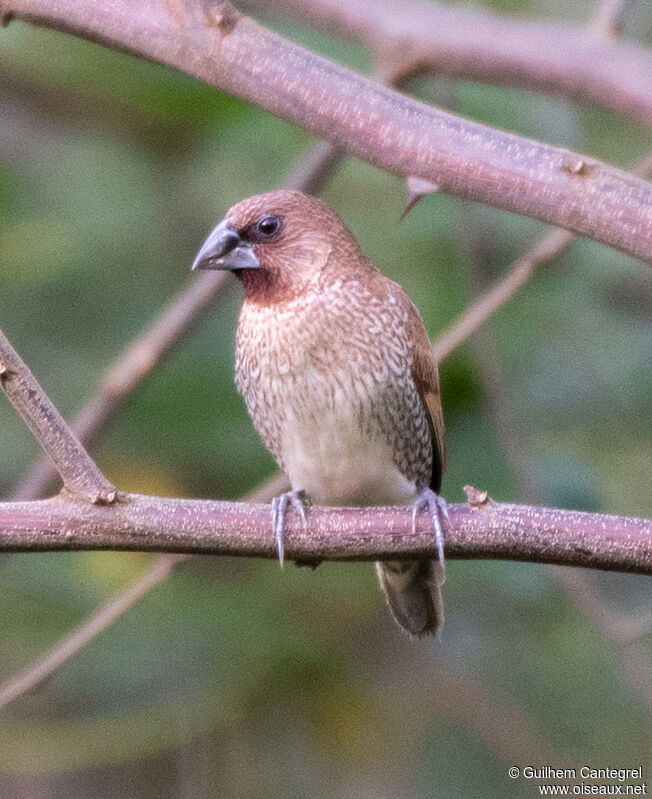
[
  {"x1": 2, "y1": 0, "x2": 652, "y2": 263},
  {"x1": 0, "y1": 326, "x2": 649, "y2": 570},
  {"x1": 247, "y1": 0, "x2": 652, "y2": 126},
  {"x1": 0, "y1": 489, "x2": 650, "y2": 573},
  {"x1": 1, "y1": 323, "x2": 649, "y2": 570}
]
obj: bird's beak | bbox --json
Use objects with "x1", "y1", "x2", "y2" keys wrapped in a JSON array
[{"x1": 191, "y1": 218, "x2": 260, "y2": 272}]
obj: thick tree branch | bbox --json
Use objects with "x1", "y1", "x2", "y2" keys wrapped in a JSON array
[
  {"x1": 0, "y1": 331, "x2": 116, "y2": 505},
  {"x1": 0, "y1": 490, "x2": 649, "y2": 573},
  {"x1": 248, "y1": 0, "x2": 652, "y2": 126},
  {"x1": 2, "y1": 1, "x2": 651, "y2": 263}
]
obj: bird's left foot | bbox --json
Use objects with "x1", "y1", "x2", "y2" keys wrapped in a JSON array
[
  {"x1": 412, "y1": 481, "x2": 449, "y2": 584},
  {"x1": 271, "y1": 489, "x2": 309, "y2": 568}
]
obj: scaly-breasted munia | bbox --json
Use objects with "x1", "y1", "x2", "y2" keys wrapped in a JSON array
[{"x1": 192, "y1": 190, "x2": 447, "y2": 635}]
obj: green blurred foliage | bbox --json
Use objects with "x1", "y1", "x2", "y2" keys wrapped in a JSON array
[{"x1": 0, "y1": 1, "x2": 651, "y2": 797}]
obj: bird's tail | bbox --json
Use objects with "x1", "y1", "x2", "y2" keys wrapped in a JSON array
[{"x1": 376, "y1": 559, "x2": 444, "y2": 636}]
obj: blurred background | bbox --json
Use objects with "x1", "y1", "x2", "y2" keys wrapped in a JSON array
[{"x1": 0, "y1": 0, "x2": 651, "y2": 796}]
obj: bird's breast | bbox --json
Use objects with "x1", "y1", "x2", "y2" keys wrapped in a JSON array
[{"x1": 235, "y1": 282, "x2": 431, "y2": 505}]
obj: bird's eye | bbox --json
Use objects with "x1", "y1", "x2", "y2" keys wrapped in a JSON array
[{"x1": 255, "y1": 214, "x2": 282, "y2": 238}]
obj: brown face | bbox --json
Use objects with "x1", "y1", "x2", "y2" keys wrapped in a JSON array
[{"x1": 192, "y1": 190, "x2": 365, "y2": 304}]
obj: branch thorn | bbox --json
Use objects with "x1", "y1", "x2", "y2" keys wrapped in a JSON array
[{"x1": 401, "y1": 176, "x2": 440, "y2": 220}]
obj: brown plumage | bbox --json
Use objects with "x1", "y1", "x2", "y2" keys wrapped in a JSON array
[{"x1": 192, "y1": 190, "x2": 447, "y2": 635}]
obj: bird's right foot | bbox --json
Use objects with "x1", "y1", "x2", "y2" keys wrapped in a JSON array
[
  {"x1": 412, "y1": 480, "x2": 449, "y2": 586},
  {"x1": 270, "y1": 489, "x2": 308, "y2": 568}
]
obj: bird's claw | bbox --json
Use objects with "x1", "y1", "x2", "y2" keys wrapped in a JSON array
[
  {"x1": 271, "y1": 489, "x2": 308, "y2": 568},
  {"x1": 412, "y1": 481, "x2": 449, "y2": 585}
]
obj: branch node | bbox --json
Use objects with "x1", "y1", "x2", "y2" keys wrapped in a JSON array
[
  {"x1": 93, "y1": 487, "x2": 118, "y2": 506},
  {"x1": 61, "y1": 484, "x2": 118, "y2": 506},
  {"x1": 464, "y1": 485, "x2": 496, "y2": 511},
  {"x1": 561, "y1": 158, "x2": 594, "y2": 177},
  {"x1": 203, "y1": 0, "x2": 239, "y2": 35}
]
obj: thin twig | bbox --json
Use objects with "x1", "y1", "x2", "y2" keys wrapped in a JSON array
[
  {"x1": 2, "y1": 0, "x2": 651, "y2": 263},
  {"x1": 0, "y1": 554, "x2": 178, "y2": 709},
  {"x1": 284, "y1": 140, "x2": 345, "y2": 196},
  {"x1": 413, "y1": 663, "x2": 565, "y2": 767},
  {"x1": 0, "y1": 331, "x2": 116, "y2": 505},
  {"x1": 432, "y1": 228, "x2": 574, "y2": 363},
  {"x1": 554, "y1": 568, "x2": 652, "y2": 646}
]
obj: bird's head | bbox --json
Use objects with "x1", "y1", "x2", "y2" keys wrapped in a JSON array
[{"x1": 191, "y1": 190, "x2": 367, "y2": 304}]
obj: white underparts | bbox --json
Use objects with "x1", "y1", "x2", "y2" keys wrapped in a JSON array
[{"x1": 280, "y1": 405, "x2": 416, "y2": 506}]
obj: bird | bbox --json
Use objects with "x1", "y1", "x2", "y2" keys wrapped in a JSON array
[{"x1": 192, "y1": 189, "x2": 448, "y2": 636}]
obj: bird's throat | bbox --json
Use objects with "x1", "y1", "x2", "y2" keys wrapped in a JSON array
[{"x1": 237, "y1": 268, "x2": 301, "y2": 305}]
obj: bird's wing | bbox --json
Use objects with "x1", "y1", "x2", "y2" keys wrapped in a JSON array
[{"x1": 406, "y1": 300, "x2": 446, "y2": 493}]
